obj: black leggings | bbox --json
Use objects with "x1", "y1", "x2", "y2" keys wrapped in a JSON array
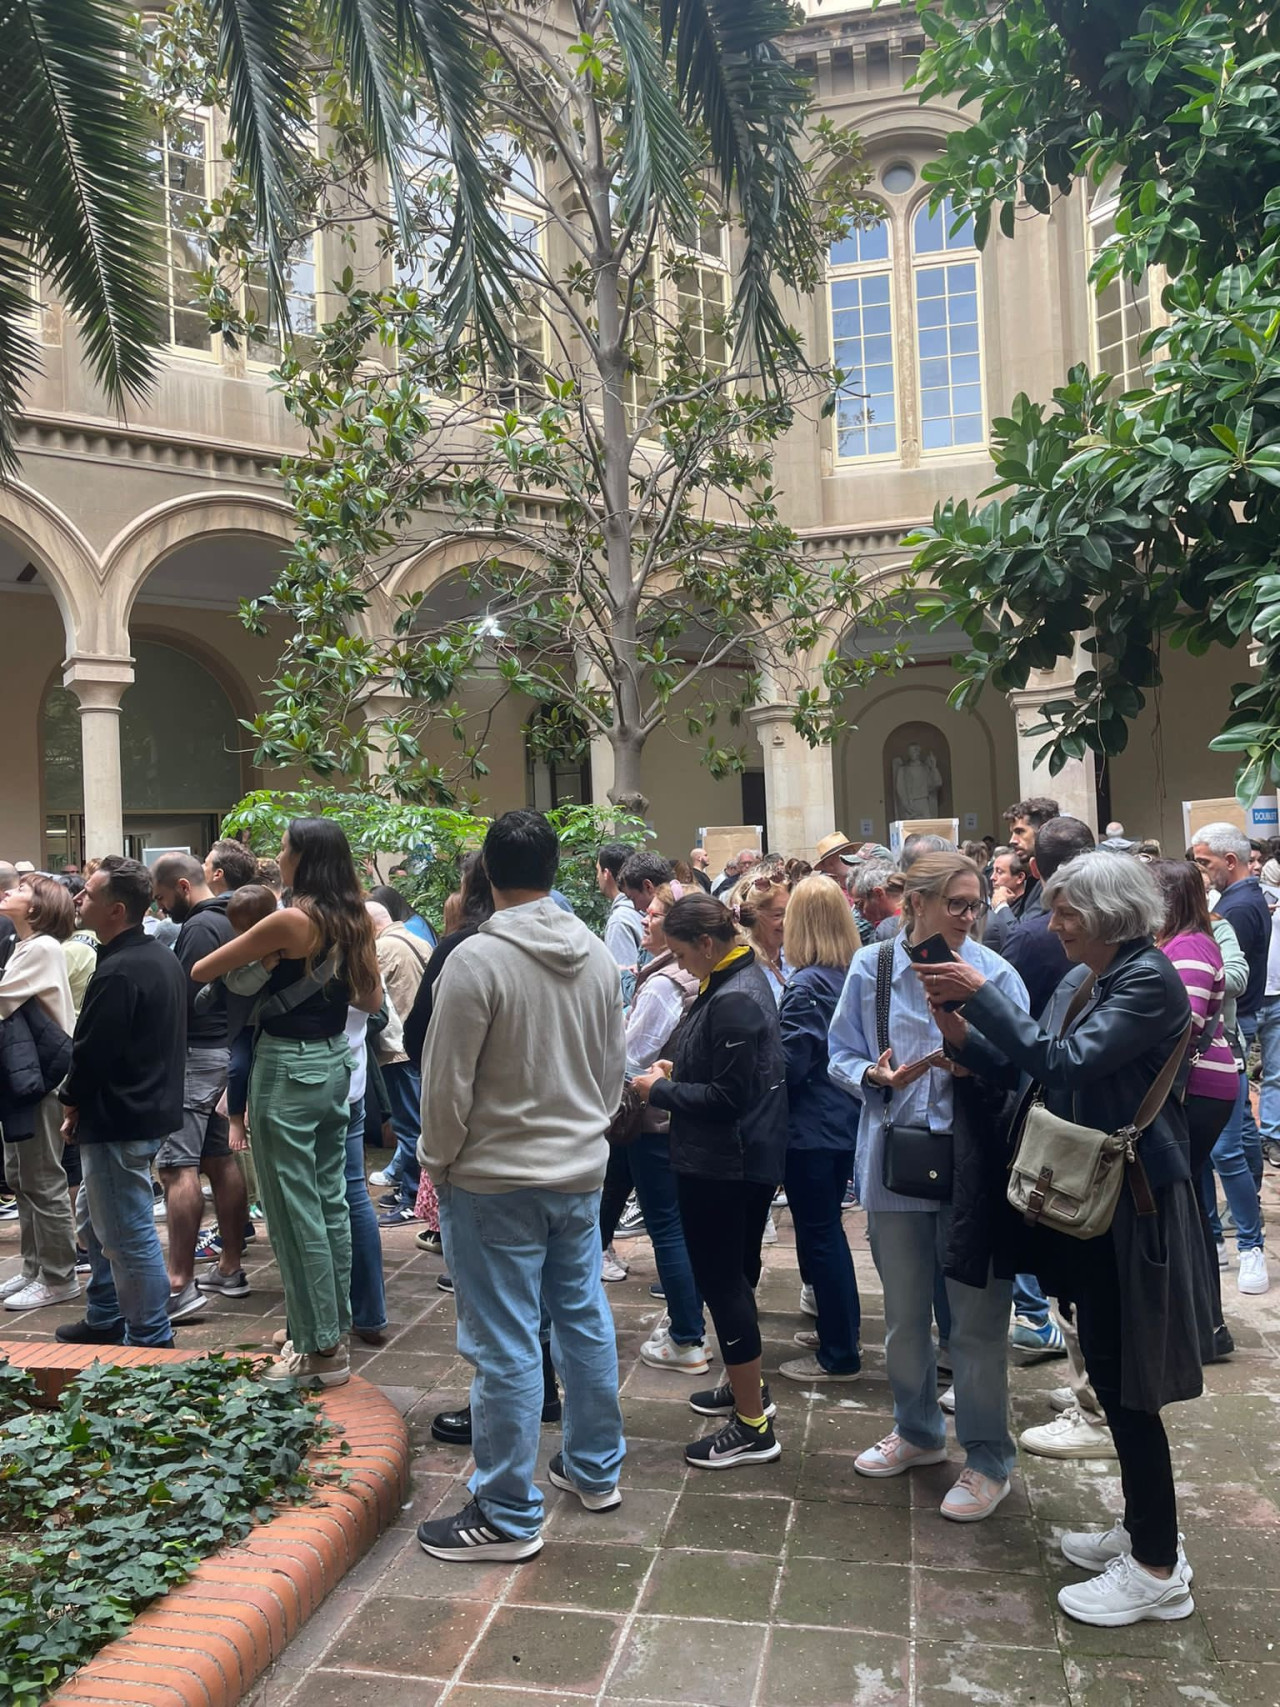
[
  {"x1": 1186, "y1": 1093, "x2": 1232, "y2": 1331},
  {"x1": 599, "y1": 1144, "x2": 633, "y2": 1249},
  {"x1": 676, "y1": 1174, "x2": 776, "y2": 1367},
  {"x1": 1074, "y1": 1231, "x2": 1178, "y2": 1569}
]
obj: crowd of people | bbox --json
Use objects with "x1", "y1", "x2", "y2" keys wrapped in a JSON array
[{"x1": 0, "y1": 796, "x2": 1276, "y2": 1627}]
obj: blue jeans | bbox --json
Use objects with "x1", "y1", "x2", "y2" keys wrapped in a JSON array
[
  {"x1": 345, "y1": 1099, "x2": 387, "y2": 1334},
  {"x1": 868, "y1": 1207, "x2": 1015, "y2": 1484},
  {"x1": 785, "y1": 1147, "x2": 861, "y2": 1374},
  {"x1": 1013, "y1": 1272, "x2": 1051, "y2": 1323},
  {"x1": 1257, "y1": 995, "x2": 1280, "y2": 1144},
  {"x1": 628, "y1": 1133, "x2": 705, "y2": 1345},
  {"x1": 1237, "y1": 1013, "x2": 1264, "y2": 1188},
  {"x1": 383, "y1": 1061, "x2": 422, "y2": 1207},
  {"x1": 1204, "y1": 1061, "x2": 1264, "y2": 1251},
  {"x1": 77, "y1": 1139, "x2": 173, "y2": 1346},
  {"x1": 440, "y1": 1182, "x2": 625, "y2": 1540}
]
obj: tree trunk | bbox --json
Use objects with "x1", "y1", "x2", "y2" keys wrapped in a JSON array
[{"x1": 608, "y1": 731, "x2": 649, "y2": 816}]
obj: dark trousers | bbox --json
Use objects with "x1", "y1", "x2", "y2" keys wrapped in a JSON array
[
  {"x1": 1186, "y1": 1093, "x2": 1232, "y2": 1331},
  {"x1": 599, "y1": 1144, "x2": 633, "y2": 1249},
  {"x1": 1074, "y1": 1232, "x2": 1178, "y2": 1569},
  {"x1": 676, "y1": 1174, "x2": 775, "y2": 1367},
  {"x1": 784, "y1": 1147, "x2": 861, "y2": 1373}
]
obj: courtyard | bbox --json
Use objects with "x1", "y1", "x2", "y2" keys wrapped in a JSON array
[{"x1": 5, "y1": 1160, "x2": 1279, "y2": 1707}]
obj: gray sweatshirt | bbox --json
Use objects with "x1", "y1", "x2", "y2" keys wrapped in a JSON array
[{"x1": 418, "y1": 896, "x2": 626, "y2": 1193}]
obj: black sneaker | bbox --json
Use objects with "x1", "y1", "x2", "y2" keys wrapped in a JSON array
[
  {"x1": 688, "y1": 1379, "x2": 776, "y2": 1419},
  {"x1": 1264, "y1": 1138, "x2": 1280, "y2": 1170},
  {"x1": 431, "y1": 1394, "x2": 564, "y2": 1446},
  {"x1": 417, "y1": 1496, "x2": 542, "y2": 1562},
  {"x1": 548, "y1": 1450, "x2": 621, "y2": 1512},
  {"x1": 613, "y1": 1197, "x2": 647, "y2": 1239},
  {"x1": 55, "y1": 1318, "x2": 126, "y2": 1344},
  {"x1": 1210, "y1": 1323, "x2": 1235, "y2": 1362},
  {"x1": 416, "y1": 1228, "x2": 444, "y2": 1255},
  {"x1": 436, "y1": 1273, "x2": 454, "y2": 1294},
  {"x1": 685, "y1": 1414, "x2": 782, "y2": 1470}
]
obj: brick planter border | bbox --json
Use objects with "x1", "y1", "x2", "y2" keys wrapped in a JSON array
[{"x1": 0, "y1": 1341, "x2": 410, "y2": 1707}]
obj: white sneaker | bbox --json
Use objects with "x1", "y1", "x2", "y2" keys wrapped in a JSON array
[
  {"x1": 1048, "y1": 1386, "x2": 1077, "y2": 1414},
  {"x1": 1238, "y1": 1247, "x2": 1270, "y2": 1295},
  {"x1": 761, "y1": 1215, "x2": 778, "y2": 1247},
  {"x1": 939, "y1": 1384, "x2": 956, "y2": 1414},
  {"x1": 369, "y1": 1168, "x2": 396, "y2": 1188},
  {"x1": 1217, "y1": 1241, "x2": 1229, "y2": 1269},
  {"x1": 601, "y1": 1247, "x2": 628, "y2": 1283},
  {"x1": 799, "y1": 1283, "x2": 818, "y2": 1318},
  {"x1": 640, "y1": 1328, "x2": 710, "y2": 1374},
  {"x1": 855, "y1": 1431, "x2": 948, "y2": 1478},
  {"x1": 1057, "y1": 1552, "x2": 1195, "y2": 1627},
  {"x1": 3, "y1": 1277, "x2": 80, "y2": 1311},
  {"x1": 1020, "y1": 1407, "x2": 1117, "y2": 1460},
  {"x1": 262, "y1": 1340, "x2": 351, "y2": 1390},
  {"x1": 1061, "y1": 1521, "x2": 1195, "y2": 1582},
  {"x1": 940, "y1": 1467, "x2": 1009, "y2": 1523},
  {"x1": 0, "y1": 1274, "x2": 33, "y2": 1300}
]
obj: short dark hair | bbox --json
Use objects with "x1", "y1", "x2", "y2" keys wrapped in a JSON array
[
  {"x1": 206, "y1": 838, "x2": 258, "y2": 891},
  {"x1": 226, "y1": 884, "x2": 280, "y2": 932},
  {"x1": 1005, "y1": 797, "x2": 1061, "y2": 830},
  {"x1": 1152, "y1": 859, "x2": 1213, "y2": 940},
  {"x1": 486, "y1": 810, "x2": 560, "y2": 893},
  {"x1": 619, "y1": 852, "x2": 673, "y2": 894},
  {"x1": 97, "y1": 855, "x2": 154, "y2": 925},
  {"x1": 1033, "y1": 815, "x2": 1096, "y2": 881},
  {"x1": 597, "y1": 841, "x2": 634, "y2": 881},
  {"x1": 368, "y1": 883, "x2": 412, "y2": 922},
  {"x1": 663, "y1": 892, "x2": 737, "y2": 946},
  {"x1": 152, "y1": 852, "x2": 205, "y2": 888},
  {"x1": 993, "y1": 847, "x2": 1028, "y2": 878}
]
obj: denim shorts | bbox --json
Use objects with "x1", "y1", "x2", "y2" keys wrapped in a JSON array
[{"x1": 155, "y1": 1046, "x2": 231, "y2": 1168}]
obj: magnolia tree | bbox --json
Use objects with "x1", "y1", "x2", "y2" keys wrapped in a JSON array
[
  {"x1": 181, "y1": 1, "x2": 912, "y2": 813},
  {"x1": 905, "y1": 0, "x2": 1280, "y2": 799}
]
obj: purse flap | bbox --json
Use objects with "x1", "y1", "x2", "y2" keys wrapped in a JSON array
[{"x1": 1011, "y1": 1106, "x2": 1121, "y2": 1199}]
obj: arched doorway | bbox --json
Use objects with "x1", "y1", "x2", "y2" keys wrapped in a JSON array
[{"x1": 42, "y1": 639, "x2": 246, "y2": 865}]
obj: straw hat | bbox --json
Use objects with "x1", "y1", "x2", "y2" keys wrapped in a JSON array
[{"x1": 814, "y1": 832, "x2": 859, "y2": 864}]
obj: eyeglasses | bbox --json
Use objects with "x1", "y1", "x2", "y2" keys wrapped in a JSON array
[{"x1": 944, "y1": 896, "x2": 988, "y2": 919}]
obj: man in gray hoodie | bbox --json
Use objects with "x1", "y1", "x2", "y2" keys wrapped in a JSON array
[{"x1": 416, "y1": 809, "x2": 627, "y2": 1563}]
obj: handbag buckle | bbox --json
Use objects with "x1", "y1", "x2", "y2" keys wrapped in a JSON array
[{"x1": 1024, "y1": 1165, "x2": 1053, "y2": 1228}]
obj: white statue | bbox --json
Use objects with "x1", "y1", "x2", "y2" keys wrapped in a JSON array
[{"x1": 894, "y1": 743, "x2": 944, "y2": 819}]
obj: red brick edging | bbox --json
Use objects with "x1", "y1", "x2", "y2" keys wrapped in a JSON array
[{"x1": 0, "y1": 1341, "x2": 410, "y2": 1707}]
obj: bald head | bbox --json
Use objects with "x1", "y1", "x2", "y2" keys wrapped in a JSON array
[{"x1": 365, "y1": 900, "x2": 393, "y2": 935}]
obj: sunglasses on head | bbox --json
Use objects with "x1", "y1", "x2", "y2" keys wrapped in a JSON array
[{"x1": 750, "y1": 872, "x2": 789, "y2": 892}]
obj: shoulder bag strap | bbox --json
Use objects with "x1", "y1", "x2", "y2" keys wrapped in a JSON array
[
  {"x1": 1057, "y1": 972, "x2": 1097, "y2": 1036},
  {"x1": 1130, "y1": 1018, "x2": 1194, "y2": 1134},
  {"x1": 874, "y1": 939, "x2": 894, "y2": 1107},
  {"x1": 397, "y1": 930, "x2": 433, "y2": 976},
  {"x1": 255, "y1": 950, "x2": 341, "y2": 1025}
]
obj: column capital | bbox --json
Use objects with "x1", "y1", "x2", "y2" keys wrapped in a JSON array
[{"x1": 62, "y1": 654, "x2": 134, "y2": 712}]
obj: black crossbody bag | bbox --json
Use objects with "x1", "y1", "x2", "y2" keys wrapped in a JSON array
[{"x1": 874, "y1": 939, "x2": 954, "y2": 1201}]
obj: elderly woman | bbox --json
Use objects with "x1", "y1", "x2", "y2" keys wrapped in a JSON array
[
  {"x1": 920, "y1": 851, "x2": 1207, "y2": 1629},
  {"x1": 829, "y1": 852, "x2": 1029, "y2": 1523}
]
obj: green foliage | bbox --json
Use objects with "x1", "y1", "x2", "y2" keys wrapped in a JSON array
[
  {"x1": 222, "y1": 789, "x2": 648, "y2": 932},
  {"x1": 0, "y1": 1354, "x2": 324, "y2": 1707},
  {"x1": 906, "y1": 0, "x2": 1280, "y2": 800}
]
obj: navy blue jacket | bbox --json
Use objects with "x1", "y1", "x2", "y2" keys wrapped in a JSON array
[
  {"x1": 1215, "y1": 876, "x2": 1271, "y2": 1018},
  {"x1": 779, "y1": 963, "x2": 857, "y2": 1151},
  {"x1": 1001, "y1": 911, "x2": 1070, "y2": 1021}
]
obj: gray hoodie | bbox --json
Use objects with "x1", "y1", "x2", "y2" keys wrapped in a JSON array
[{"x1": 418, "y1": 896, "x2": 626, "y2": 1194}]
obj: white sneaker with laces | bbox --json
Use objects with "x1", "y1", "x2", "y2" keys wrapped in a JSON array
[
  {"x1": 601, "y1": 1247, "x2": 628, "y2": 1283},
  {"x1": 262, "y1": 1339, "x2": 351, "y2": 1390},
  {"x1": 640, "y1": 1328, "x2": 710, "y2": 1374},
  {"x1": 368, "y1": 1168, "x2": 395, "y2": 1188},
  {"x1": 1047, "y1": 1385, "x2": 1077, "y2": 1414},
  {"x1": 1060, "y1": 1522, "x2": 1194, "y2": 1582},
  {"x1": 1020, "y1": 1407, "x2": 1117, "y2": 1460},
  {"x1": 1057, "y1": 1552, "x2": 1195, "y2": 1627},
  {"x1": 940, "y1": 1467, "x2": 1009, "y2": 1523},
  {"x1": 1238, "y1": 1246, "x2": 1270, "y2": 1295},
  {"x1": 939, "y1": 1384, "x2": 956, "y2": 1414},
  {"x1": 855, "y1": 1430, "x2": 949, "y2": 1478},
  {"x1": 3, "y1": 1277, "x2": 79, "y2": 1311},
  {"x1": 799, "y1": 1283, "x2": 818, "y2": 1317},
  {"x1": 0, "y1": 1273, "x2": 33, "y2": 1300}
]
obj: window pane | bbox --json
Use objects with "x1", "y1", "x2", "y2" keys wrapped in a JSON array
[
  {"x1": 829, "y1": 219, "x2": 889, "y2": 268},
  {"x1": 147, "y1": 116, "x2": 214, "y2": 352},
  {"x1": 913, "y1": 195, "x2": 976, "y2": 257},
  {"x1": 913, "y1": 255, "x2": 984, "y2": 452},
  {"x1": 828, "y1": 267, "x2": 896, "y2": 459}
]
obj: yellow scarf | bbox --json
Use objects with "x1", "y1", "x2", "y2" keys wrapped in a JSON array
[{"x1": 699, "y1": 942, "x2": 751, "y2": 994}]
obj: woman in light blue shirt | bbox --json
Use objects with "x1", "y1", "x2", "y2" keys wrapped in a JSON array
[{"x1": 829, "y1": 851, "x2": 1029, "y2": 1524}]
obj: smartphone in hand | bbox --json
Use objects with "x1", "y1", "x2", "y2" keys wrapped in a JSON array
[{"x1": 906, "y1": 933, "x2": 955, "y2": 965}]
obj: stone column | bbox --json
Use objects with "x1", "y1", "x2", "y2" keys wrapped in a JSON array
[
  {"x1": 63, "y1": 656, "x2": 133, "y2": 860},
  {"x1": 1007, "y1": 672, "x2": 1098, "y2": 831},
  {"x1": 750, "y1": 705, "x2": 836, "y2": 860}
]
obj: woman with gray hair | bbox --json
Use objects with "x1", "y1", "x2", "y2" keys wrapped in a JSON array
[{"x1": 919, "y1": 851, "x2": 1210, "y2": 1630}]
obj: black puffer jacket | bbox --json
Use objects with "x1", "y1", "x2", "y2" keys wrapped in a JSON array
[
  {"x1": 0, "y1": 999, "x2": 73, "y2": 1140},
  {"x1": 649, "y1": 948, "x2": 787, "y2": 1184}
]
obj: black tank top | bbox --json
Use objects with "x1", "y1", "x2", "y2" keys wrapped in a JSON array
[{"x1": 259, "y1": 947, "x2": 350, "y2": 1039}]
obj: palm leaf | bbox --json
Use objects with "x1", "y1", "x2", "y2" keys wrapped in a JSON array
[
  {"x1": 607, "y1": 0, "x2": 700, "y2": 232},
  {"x1": 0, "y1": 0, "x2": 161, "y2": 468},
  {"x1": 208, "y1": 0, "x2": 313, "y2": 320},
  {"x1": 319, "y1": 0, "x2": 411, "y2": 230},
  {"x1": 657, "y1": 0, "x2": 813, "y2": 375}
]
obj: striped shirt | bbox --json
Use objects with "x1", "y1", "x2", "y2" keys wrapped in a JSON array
[
  {"x1": 1162, "y1": 930, "x2": 1239, "y2": 1102},
  {"x1": 828, "y1": 932, "x2": 1030, "y2": 1213}
]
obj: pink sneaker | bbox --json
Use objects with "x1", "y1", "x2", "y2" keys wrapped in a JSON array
[
  {"x1": 940, "y1": 1467, "x2": 1010, "y2": 1522},
  {"x1": 854, "y1": 1431, "x2": 949, "y2": 1478}
]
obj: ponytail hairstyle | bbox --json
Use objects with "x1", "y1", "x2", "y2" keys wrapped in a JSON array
[{"x1": 663, "y1": 892, "x2": 737, "y2": 947}]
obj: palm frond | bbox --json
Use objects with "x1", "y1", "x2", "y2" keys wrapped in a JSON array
[
  {"x1": 2, "y1": 0, "x2": 160, "y2": 459},
  {"x1": 209, "y1": 0, "x2": 313, "y2": 319},
  {"x1": 0, "y1": 237, "x2": 42, "y2": 473},
  {"x1": 657, "y1": 0, "x2": 814, "y2": 375},
  {"x1": 607, "y1": 0, "x2": 700, "y2": 233},
  {"x1": 320, "y1": 0, "x2": 411, "y2": 230},
  {"x1": 394, "y1": 0, "x2": 518, "y2": 354}
]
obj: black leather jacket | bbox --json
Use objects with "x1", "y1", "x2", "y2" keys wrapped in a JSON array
[
  {"x1": 958, "y1": 937, "x2": 1193, "y2": 1191},
  {"x1": 649, "y1": 949, "x2": 788, "y2": 1184}
]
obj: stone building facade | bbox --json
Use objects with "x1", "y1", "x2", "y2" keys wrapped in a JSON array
[{"x1": 0, "y1": 0, "x2": 1247, "y2": 870}]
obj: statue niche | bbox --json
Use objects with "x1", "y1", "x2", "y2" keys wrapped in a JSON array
[{"x1": 884, "y1": 722, "x2": 952, "y2": 821}]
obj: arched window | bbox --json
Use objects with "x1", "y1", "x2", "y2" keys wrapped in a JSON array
[
  {"x1": 1088, "y1": 182, "x2": 1152, "y2": 394},
  {"x1": 828, "y1": 218, "x2": 896, "y2": 460},
  {"x1": 145, "y1": 113, "x2": 216, "y2": 355},
  {"x1": 912, "y1": 198, "x2": 984, "y2": 451}
]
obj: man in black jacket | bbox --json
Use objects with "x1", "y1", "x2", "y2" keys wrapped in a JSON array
[
  {"x1": 56, "y1": 857, "x2": 187, "y2": 1348},
  {"x1": 151, "y1": 854, "x2": 251, "y2": 1318}
]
